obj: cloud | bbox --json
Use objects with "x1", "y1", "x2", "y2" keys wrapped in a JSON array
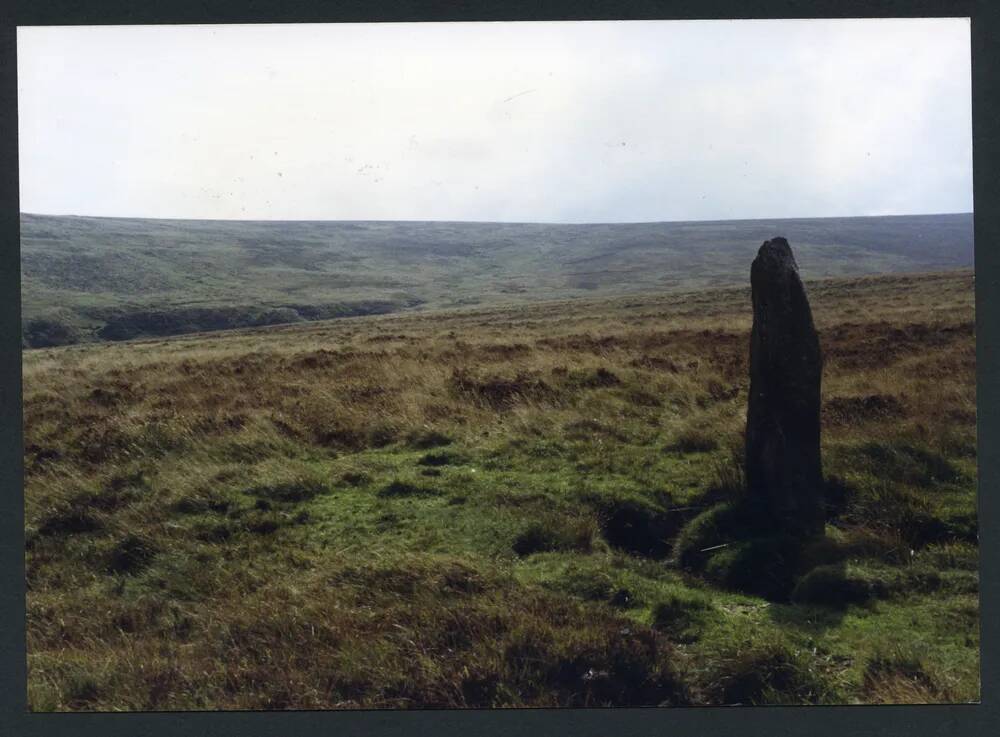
[{"x1": 17, "y1": 19, "x2": 972, "y2": 222}]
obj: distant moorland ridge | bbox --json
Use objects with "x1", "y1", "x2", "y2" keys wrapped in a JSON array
[{"x1": 20, "y1": 212, "x2": 973, "y2": 347}]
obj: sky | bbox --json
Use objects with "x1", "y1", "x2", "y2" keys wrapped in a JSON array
[{"x1": 17, "y1": 19, "x2": 972, "y2": 223}]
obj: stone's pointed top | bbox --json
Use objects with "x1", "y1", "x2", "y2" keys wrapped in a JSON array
[{"x1": 754, "y1": 236, "x2": 798, "y2": 271}]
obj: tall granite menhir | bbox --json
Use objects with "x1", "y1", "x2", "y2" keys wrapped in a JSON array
[{"x1": 746, "y1": 238, "x2": 825, "y2": 536}]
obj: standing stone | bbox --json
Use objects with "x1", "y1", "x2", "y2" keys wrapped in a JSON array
[{"x1": 746, "y1": 238, "x2": 824, "y2": 536}]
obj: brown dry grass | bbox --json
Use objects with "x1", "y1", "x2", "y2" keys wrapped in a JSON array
[{"x1": 23, "y1": 269, "x2": 978, "y2": 710}]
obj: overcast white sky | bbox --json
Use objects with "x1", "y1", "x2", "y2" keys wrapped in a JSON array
[{"x1": 17, "y1": 19, "x2": 972, "y2": 223}]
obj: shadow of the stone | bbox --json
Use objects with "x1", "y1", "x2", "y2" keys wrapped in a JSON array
[{"x1": 767, "y1": 558, "x2": 874, "y2": 633}]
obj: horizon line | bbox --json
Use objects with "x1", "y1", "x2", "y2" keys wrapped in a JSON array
[{"x1": 18, "y1": 210, "x2": 974, "y2": 227}]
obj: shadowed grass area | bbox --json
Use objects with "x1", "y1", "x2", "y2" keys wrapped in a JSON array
[{"x1": 23, "y1": 270, "x2": 978, "y2": 709}]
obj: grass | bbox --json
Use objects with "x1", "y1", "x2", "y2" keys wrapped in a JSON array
[
  {"x1": 20, "y1": 212, "x2": 973, "y2": 346},
  {"x1": 22, "y1": 269, "x2": 978, "y2": 709}
]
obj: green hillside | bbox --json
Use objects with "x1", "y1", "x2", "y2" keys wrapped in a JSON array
[{"x1": 20, "y1": 212, "x2": 973, "y2": 346}]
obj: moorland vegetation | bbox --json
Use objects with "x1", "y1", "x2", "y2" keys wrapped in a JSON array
[{"x1": 23, "y1": 268, "x2": 978, "y2": 709}]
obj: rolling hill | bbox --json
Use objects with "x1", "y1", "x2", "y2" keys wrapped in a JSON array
[{"x1": 20, "y1": 212, "x2": 973, "y2": 347}]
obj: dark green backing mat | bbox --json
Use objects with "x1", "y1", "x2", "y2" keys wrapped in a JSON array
[{"x1": 1, "y1": 2, "x2": 995, "y2": 735}]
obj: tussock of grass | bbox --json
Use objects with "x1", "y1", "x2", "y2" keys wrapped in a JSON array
[
  {"x1": 246, "y1": 477, "x2": 327, "y2": 503},
  {"x1": 700, "y1": 638, "x2": 834, "y2": 705},
  {"x1": 651, "y1": 592, "x2": 712, "y2": 643},
  {"x1": 37, "y1": 507, "x2": 104, "y2": 537},
  {"x1": 172, "y1": 487, "x2": 233, "y2": 515},
  {"x1": 106, "y1": 534, "x2": 158, "y2": 575},
  {"x1": 668, "y1": 426, "x2": 718, "y2": 453},
  {"x1": 417, "y1": 451, "x2": 457, "y2": 467},
  {"x1": 449, "y1": 368, "x2": 557, "y2": 410},
  {"x1": 377, "y1": 480, "x2": 442, "y2": 499},
  {"x1": 581, "y1": 490, "x2": 678, "y2": 559},
  {"x1": 790, "y1": 564, "x2": 882, "y2": 608},
  {"x1": 842, "y1": 480, "x2": 950, "y2": 548},
  {"x1": 404, "y1": 429, "x2": 453, "y2": 450},
  {"x1": 701, "y1": 535, "x2": 805, "y2": 602},
  {"x1": 849, "y1": 441, "x2": 961, "y2": 488},
  {"x1": 916, "y1": 542, "x2": 979, "y2": 571},
  {"x1": 512, "y1": 516, "x2": 598, "y2": 557},
  {"x1": 863, "y1": 649, "x2": 961, "y2": 704}
]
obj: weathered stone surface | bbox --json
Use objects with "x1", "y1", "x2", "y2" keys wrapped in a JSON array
[{"x1": 746, "y1": 238, "x2": 824, "y2": 536}]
